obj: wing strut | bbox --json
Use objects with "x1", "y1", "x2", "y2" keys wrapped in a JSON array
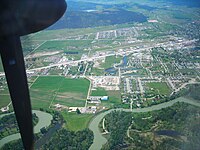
[
  {"x1": 0, "y1": 0, "x2": 67, "y2": 149},
  {"x1": 0, "y1": 36, "x2": 33, "y2": 150}
]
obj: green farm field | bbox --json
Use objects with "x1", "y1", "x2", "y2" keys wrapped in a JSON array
[
  {"x1": 36, "y1": 40, "x2": 93, "y2": 52},
  {"x1": 30, "y1": 76, "x2": 90, "y2": 109}
]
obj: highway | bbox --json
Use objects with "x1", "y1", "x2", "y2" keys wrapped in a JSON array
[{"x1": 27, "y1": 45, "x2": 156, "y2": 71}]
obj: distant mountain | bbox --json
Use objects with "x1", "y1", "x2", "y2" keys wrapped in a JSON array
[
  {"x1": 159, "y1": 0, "x2": 200, "y2": 7},
  {"x1": 49, "y1": 0, "x2": 199, "y2": 30},
  {"x1": 66, "y1": 0, "x2": 131, "y2": 4},
  {"x1": 48, "y1": 9, "x2": 147, "y2": 29},
  {"x1": 66, "y1": 1, "x2": 110, "y2": 11},
  {"x1": 67, "y1": 0, "x2": 200, "y2": 7},
  {"x1": 148, "y1": 0, "x2": 200, "y2": 7}
]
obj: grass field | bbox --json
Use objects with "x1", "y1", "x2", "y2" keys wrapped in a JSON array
[
  {"x1": 91, "y1": 87, "x2": 107, "y2": 96},
  {"x1": 0, "y1": 95, "x2": 11, "y2": 108},
  {"x1": 0, "y1": 84, "x2": 11, "y2": 109},
  {"x1": 28, "y1": 23, "x2": 134, "y2": 41},
  {"x1": 103, "y1": 90, "x2": 121, "y2": 106},
  {"x1": 21, "y1": 39, "x2": 46, "y2": 56},
  {"x1": 61, "y1": 112, "x2": 93, "y2": 131},
  {"x1": 146, "y1": 82, "x2": 171, "y2": 96},
  {"x1": 31, "y1": 40, "x2": 92, "y2": 61},
  {"x1": 90, "y1": 68, "x2": 104, "y2": 76},
  {"x1": 35, "y1": 40, "x2": 93, "y2": 52},
  {"x1": 91, "y1": 88, "x2": 121, "y2": 107},
  {"x1": 30, "y1": 76, "x2": 90, "y2": 109},
  {"x1": 101, "y1": 55, "x2": 122, "y2": 69}
]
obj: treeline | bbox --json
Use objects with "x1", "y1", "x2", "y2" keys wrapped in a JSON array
[{"x1": 187, "y1": 84, "x2": 200, "y2": 100}]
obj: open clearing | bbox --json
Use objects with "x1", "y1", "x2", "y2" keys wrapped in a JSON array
[
  {"x1": 30, "y1": 76, "x2": 90, "y2": 109},
  {"x1": 91, "y1": 88, "x2": 121, "y2": 107},
  {"x1": 146, "y1": 82, "x2": 171, "y2": 96},
  {"x1": 0, "y1": 86, "x2": 11, "y2": 108},
  {"x1": 91, "y1": 88, "x2": 107, "y2": 96},
  {"x1": 101, "y1": 56, "x2": 122, "y2": 69},
  {"x1": 61, "y1": 112, "x2": 93, "y2": 131},
  {"x1": 0, "y1": 95, "x2": 11, "y2": 108}
]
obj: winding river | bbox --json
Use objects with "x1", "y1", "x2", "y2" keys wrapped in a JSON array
[
  {"x1": 0, "y1": 110, "x2": 53, "y2": 148},
  {"x1": 89, "y1": 97, "x2": 200, "y2": 150},
  {"x1": 0, "y1": 97, "x2": 199, "y2": 149}
]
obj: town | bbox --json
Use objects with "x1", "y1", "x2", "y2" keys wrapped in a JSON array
[
  {"x1": 0, "y1": 20, "x2": 199, "y2": 113},
  {"x1": 0, "y1": 0, "x2": 200, "y2": 149}
]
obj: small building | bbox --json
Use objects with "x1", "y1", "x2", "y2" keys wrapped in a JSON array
[
  {"x1": 91, "y1": 106, "x2": 97, "y2": 113},
  {"x1": 1, "y1": 106, "x2": 9, "y2": 112},
  {"x1": 101, "y1": 96, "x2": 109, "y2": 101},
  {"x1": 88, "y1": 96, "x2": 102, "y2": 101},
  {"x1": 53, "y1": 104, "x2": 68, "y2": 111},
  {"x1": 54, "y1": 104, "x2": 62, "y2": 109},
  {"x1": 87, "y1": 96, "x2": 109, "y2": 103},
  {"x1": 87, "y1": 99, "x2": 101, "y2": 104},
  {"x1": 68, "y1": 107, "x2": 79, "y2": 112}
]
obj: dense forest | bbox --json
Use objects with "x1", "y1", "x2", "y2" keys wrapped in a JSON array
[
  {"x1": 102, "y1": 111, "x2": 132, "y2": 150},
  {"x1": 162, "y1": 0, "x2": 200, "y2": 7},
  {"x1": 43, "y1": 128, "x2": 93, "y2": 150},
  {"x1": 102, "y1": 102, "x2": 200, "y2": 150},
  {"x1": 187, "y1": 84, "x2": 200, "y2": 100}
]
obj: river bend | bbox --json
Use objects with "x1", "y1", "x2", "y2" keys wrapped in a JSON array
[
  {"x1": 89, "y1": 97, "x2": 200, "y2": 150},
  {"x1": 0, "y1": 110, "x2": 53, "y2": 148}
]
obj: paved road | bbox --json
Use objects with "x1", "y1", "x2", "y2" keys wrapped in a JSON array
[
  {"x1": 89, "y1": 97, "x2": 200, "y2": 150},
  {"x1": 28, "y1": 46, "x2": 155, "y2": 71}
]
